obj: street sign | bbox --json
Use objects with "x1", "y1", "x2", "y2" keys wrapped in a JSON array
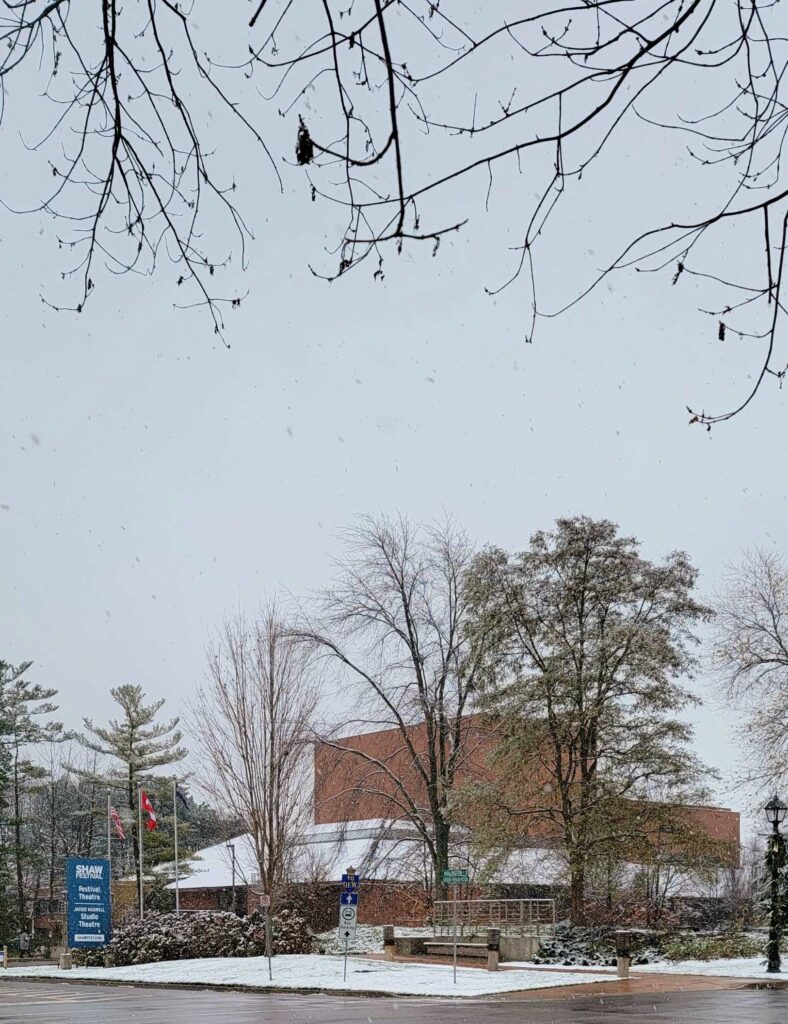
[
  {"x1": 339, "y1": 891, "x2": 358, "y2": 906},
  {"x1": 341, "y1": 872, "x2": 360, "y2": 891},
  {"x1": 258, "y1": 894, "x2": 271, "y2": 908},
  {"x1": 338, "y1": 903, "x2": 358, "y2": 941},
  {"x1": 442, "y1": 868, "x2": 469, "y2": 885},
  {"x1": 65, "y1": 857, "x2": 111, "y2": 948}
]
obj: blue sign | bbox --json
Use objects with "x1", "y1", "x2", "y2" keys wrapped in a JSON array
[
  {"x1": 340, "y1": 891, "x2": 358, "y2": 905},
  {"x1": 341, "y1": 872, "x2": 359, "y2": 890},
  {"x1": 66, "y1": 857, "x2": 111, "y2": 948}
]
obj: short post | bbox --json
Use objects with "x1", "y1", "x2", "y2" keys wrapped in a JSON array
[
  {"x1": 615, "y1": 930, "x2": 631, "y2": 980},
  {"x1": 486, "y1": 928, "x2": 500, "y2": 972},
  {"x1": 382, "y1": 925, "x2": 395, "y2": 961},
  {"x1": 59, "y1": 951, "x2": 73, "y2": 971}
]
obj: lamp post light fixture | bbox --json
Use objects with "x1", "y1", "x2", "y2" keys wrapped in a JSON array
[
  {"x1": 226, "y1": 842, "x2": 237, "y2": 916},
  {"x1": 764, "y1": 795, "x2": 787, "y2": 974}
]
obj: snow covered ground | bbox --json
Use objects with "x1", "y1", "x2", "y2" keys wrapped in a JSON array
[
  {"x1": 317, "y1": 924, "x2": 433, "y2": 955},
  {"x1": 1, "y1": 955, "x2": 614, "y2": 997},
  {"x1": 632, "y1": 957, "x2": 773, "y2": 979},
  {"x1": 505, "y1": 957, "x2": 773, "y2": 980}
]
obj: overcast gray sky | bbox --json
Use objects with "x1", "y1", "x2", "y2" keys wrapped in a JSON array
[{"x1": 1, "y1": 2, "x2": 784, "y2": 830}]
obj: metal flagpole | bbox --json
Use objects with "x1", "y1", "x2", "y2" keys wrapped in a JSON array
[
  {"x1": 138, "y1": 786, "x2": 145, "y2": 921},
  {"x1": 173, "y1": 779, "x2": 180, "y2": 916},
  {"x1": 107, "y1": 792, "x2": 113, "y2": 930},
  {"x1": 107, "y1": 792, "x2": 112, "y2": 877}
]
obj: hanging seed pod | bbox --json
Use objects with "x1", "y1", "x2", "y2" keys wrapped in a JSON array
[{"x1": 296, "y1": 118, "x2": 314, "y2": 165}]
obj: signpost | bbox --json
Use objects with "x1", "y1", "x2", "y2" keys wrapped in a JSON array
[
  {"x1": 65, "y1": 857, "x2": 111, "y2": 950},
  {"x1": 251, "y1": 888, "x2": 273, "y2": 980},
  {"x1": 339, "y1": 868, "x2": 360, "y2": 981},
  {"x1": 442, "y1": 868, "x2": 469, "y2": 985}
]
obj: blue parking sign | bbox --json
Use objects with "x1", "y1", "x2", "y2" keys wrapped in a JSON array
[{"x1": 66, "y1": 857, "x2": 111, "y2": 948}]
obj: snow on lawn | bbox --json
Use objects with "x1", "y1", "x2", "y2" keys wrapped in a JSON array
[
  {"x1": 317, "y1": 924, "x2": 435, "y2": 955},
  {"x1": 1, "y1": 955, "x2": 615, "y2": 997},
  {"x1": 631, "y1": 957, "x2": 774, "y2": 980},
  {"x1": 508, "y1": 957, "x2": 775, "y2": 980}
]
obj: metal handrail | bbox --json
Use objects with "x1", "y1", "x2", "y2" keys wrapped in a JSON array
[{"x1": 432, "y1": 897, "x2": 556, "y2": 938}]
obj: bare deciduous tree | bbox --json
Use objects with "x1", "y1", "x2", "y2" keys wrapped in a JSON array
[
  {"x1": 2, "y1": 3, "x2": 787, "y2": 422},
  {"x1": 713, "y1": 548, "x2": 788, "y2": 790},
  {"x1": 189, "y1": 603, "x2": 319, "y2": 898},
  {"x1": 0, "y1": 1, "x2": 278, "y2": 337},
  {"x1": 294, "y1": 514, "x2": 491, "y2": 899}
]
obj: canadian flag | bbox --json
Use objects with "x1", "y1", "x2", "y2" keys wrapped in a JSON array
[{"x1": 140, "y1": 790, "x2": 157, "y2": 831}]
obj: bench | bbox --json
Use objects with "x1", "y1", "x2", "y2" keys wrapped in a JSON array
[{"x1": 423, "y1": 940, "x2": 488, "y2": 959}]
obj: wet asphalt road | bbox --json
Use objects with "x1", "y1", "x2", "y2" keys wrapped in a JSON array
[{"x1": 0, "y1": 982, "x2": 787, "y2": 1024}]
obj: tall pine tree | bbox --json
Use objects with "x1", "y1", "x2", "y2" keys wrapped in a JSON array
[
  {"x1": 1, "y1": 661, "x2": 65, "y2": 929},
  {"x1": 80, "y1": 686, "x2": 187, "y2": 909},
  {"x1": 0, "y1": 666, "x2": 14, "y2": 942}
]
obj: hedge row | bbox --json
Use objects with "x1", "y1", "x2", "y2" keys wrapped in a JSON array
[{"x1": 74, "y1": 908, "x2": 313, "y2": 967}]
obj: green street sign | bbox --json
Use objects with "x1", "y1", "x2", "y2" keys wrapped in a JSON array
[{"x1": 442, "y1": 868, "x2": 469, "y2": 884}]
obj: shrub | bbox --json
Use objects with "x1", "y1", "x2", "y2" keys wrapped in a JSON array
[
  {"x1": 662, "y1": 932, "x2": 763, "y2": 961},
  {"x1": 73, "y1": 908, "x2": 314, "y2": 967},
  {"x1": 533, "y1": 924, "x2": 663, "y2": 966}
]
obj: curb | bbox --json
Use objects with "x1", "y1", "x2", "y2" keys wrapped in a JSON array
[
  {"x1": 4, "y1": 970, "x2": 787, "y2": 999},
  {"x1": 0, "y1": 974, "x2": 484, "y2": 1000}
]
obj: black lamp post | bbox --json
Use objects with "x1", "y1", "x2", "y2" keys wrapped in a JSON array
[{"x1": 764, "y1": 795, "x2": 787, "y2": 974}]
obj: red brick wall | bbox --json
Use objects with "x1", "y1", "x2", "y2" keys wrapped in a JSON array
[
  {"x1": 314, "y1": 716, "x2": 740, "y2": 858},
  {"x1": 175, "y1": 883, "x2": 429, "y2": 927},
  {"x1": 314, "y1": 717, "x2": 496, "y2": 825}
]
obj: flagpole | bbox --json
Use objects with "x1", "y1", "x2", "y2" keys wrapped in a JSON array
[
  {"x1": 173, "y1": 779, "x2": 180, "y2": 916},
  {"x1": 107, "y1": 791, "x2": 113, "y2": 935},
  {"x1": 138, "y1": 786, "x2": 145, "y2": 921},
  {"x1": 107, "y1": 791, "x2": 112, "y2": 877}
]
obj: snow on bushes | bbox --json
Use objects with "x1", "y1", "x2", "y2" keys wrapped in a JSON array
[
  {"x1": 533, "y1": 924, "x2": 664, "y2": 966},
  {"x1": 74, "y1": 909, "x2": 313, "y2": 967}
]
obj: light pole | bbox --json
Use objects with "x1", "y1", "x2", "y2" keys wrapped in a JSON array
[
  {"x1": 226, "y1": 843, "x2": 237, "y2": 916},
  {"x1": 764, "y1": 795, "x2": 787, "y2": 974}
]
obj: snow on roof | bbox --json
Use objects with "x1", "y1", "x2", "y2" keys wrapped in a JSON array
[
  {"x1": 162, "y1": 825, "x2": 721, "y2": 895},
  {"x1": 166, "y1": 820, "x2": 427, "y2": 891}
]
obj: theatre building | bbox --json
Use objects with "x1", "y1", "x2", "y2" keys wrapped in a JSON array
[{"x1": 171, "y1": 716, "x2": 740, "y2": 927}]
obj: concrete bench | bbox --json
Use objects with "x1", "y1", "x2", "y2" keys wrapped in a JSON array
[{"x1": 423, "y1": 940, "x2": 488, "y2": 958}]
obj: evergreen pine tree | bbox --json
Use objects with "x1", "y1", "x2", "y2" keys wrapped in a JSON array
[
  {"x1": 1, "y1": 661, "x2": 65, "y2": 930},
  {"x1": 0, "y1": 669, "x2": 14, "y2": 942},
  {"x1": 80, "y1": 686, "x2": 187, "y2": 909}
]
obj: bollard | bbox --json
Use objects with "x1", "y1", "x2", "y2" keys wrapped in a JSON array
[
  {"x1": 615, "y1": 930, "x2": 631, "y2": 980},
  {"x1": 59, "y1": 952, "x2": 73, "y2": 971},
  {"x1": 486, "y1": 927, "x2": 500, "y2": 972},
  {"x1": 382, "y1": 925, "x2": 395, "y2": 962}
]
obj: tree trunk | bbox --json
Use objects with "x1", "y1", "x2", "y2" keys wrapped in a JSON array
[
  {"x1": 569, "y1": 857, "x2": 586, "y2": 925},
  {"x1": 432, "y1": 817, "x2": 451, "y2": 903},
  {"x1": 13, "y1": 754, "x2": 27, "y2": 928}
]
